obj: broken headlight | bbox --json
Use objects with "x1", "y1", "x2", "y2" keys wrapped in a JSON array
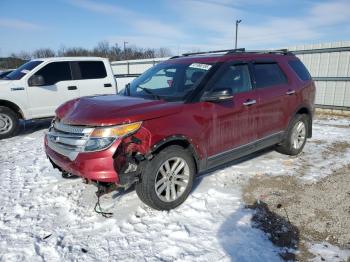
[{"x1": 84, "y1": 122, "x2": 142, "y2": 152}]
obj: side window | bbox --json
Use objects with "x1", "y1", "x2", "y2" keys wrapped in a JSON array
[
  {"x1": 185, "y1": 67, "x2": 206, "y2": 86},
  {"x1": 253, "y1": 63, "x2": 287, "y2": 88},
  {"x1": 288, "y1": 60, "x2": 311, "y2": 81},
  {"x1": 78, "y1": 61, "x2": 107, "y2": 79},
  {"x1": 212, "y1": 64, "x2": 252, "y2": 94},
  {"x1": 32, "y1": 62, "x2": 72, "y2": 85},
  {"x1": 140, "y1": 68, "x2": 176, "y2": 90}
]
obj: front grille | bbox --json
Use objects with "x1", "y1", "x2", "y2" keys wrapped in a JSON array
[{"x1": 47, "y1": 120, "x2": 94, "y2": 161}]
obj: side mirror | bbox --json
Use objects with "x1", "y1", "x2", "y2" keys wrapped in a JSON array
[
  {"x1": 29, "y1": 75, "x2": 45, "y2": 86},
  {"x1": 201, "y1": 88, "x2": 233, "y2": 102}
]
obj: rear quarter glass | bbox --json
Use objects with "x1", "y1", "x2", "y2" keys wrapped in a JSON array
[{"x1": 288, "y1": 60, "x2": 312, "y2": 81}]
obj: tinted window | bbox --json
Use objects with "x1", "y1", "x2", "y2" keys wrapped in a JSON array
[
  {"x1": 288, "y1": 60, "x2": 311, "y2": 81},
  {"x1": 253, "y1": 63, "x2": 287, "y2": 88},
  {"x1": 141, "y1": 68, "x2": 176, "y2": 89},
  {"x1": 78, "y1": 61, "x2": 107, "y2": 79},
  {"x1": 212, "y1": 64, "x2": 252, "y2": 94},
  {"x1": 127, "y1": 61, "x2": 214, "y2": 101},
  {"x1": 32, "y1": 62, "x2": 72, "y2": 85},
  {"x1": 6, "y1": 60, "x2": 43, "y2": 80}
]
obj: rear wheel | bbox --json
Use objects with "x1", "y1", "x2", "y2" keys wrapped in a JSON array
[
  {"x1": 0, "y1": 106, "x2": 19, "y2": 139},
  {"x1": 276, "y1": 114, "x2": 308, "y2": 155},
  {"x1": 136, "y1": 145, "x2": 195, "y2": 210}
]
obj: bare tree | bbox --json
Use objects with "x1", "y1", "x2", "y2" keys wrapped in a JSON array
[
  {"x1": 93, "y1": 41, "x2": 110, "y2": 58},
  {"x1": 60, "y1": 47, "x2": 90, "y2": 57},
  {"x1": 32, "y1": 48, "x2": 56, "y2": 58},
  {"x1": 156, "y1": 47, "x2": 172, "y2": 57},
  {"x1": 2, "y1": 42, "x2": 176, "y2": 69},
  {"x1": 13, "y1": 51, "x2": 32, "y2": 60}
]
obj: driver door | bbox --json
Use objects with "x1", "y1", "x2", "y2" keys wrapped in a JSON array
[
  {"x1": 202, "y1": 62, "x2": 259, "y2": 164},
  {"x1": 27, "y1": 61, "x2": 79, "y2": 118}
]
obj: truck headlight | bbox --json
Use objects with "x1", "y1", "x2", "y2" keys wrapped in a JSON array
[{"x1": 84, "y1": 122, "x2": 142, "y2": 152}]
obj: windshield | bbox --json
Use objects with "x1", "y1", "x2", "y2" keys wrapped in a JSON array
[
  {"x1": 123, "y1": 60, "x2": 215, "y2": 102},
  {"x1": 5, "y1": 60, "x2": 43, "y2": 80}
]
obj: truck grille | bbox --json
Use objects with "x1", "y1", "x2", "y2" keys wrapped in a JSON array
[{"x1": 47, "y1": 120, "x2": 94, "y2": 161}]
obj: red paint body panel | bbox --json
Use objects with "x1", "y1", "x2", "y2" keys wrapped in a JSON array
[
  {"x1": 45, "y1": 53, "x2": 315, "y2": 183},
  {"x1": 45, "y1": 136, "x2": 121, "y2": 183},
  {"x1": 56, "y1": 95, "x2": 182, "y2": 126}
]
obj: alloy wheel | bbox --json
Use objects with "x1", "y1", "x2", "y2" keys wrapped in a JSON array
[
  {"x1": 291, "y1": 121, "x2": 306, "y2": 150},
  {"x1": 0, "y1": 113, "x2": 13, "y2": 135},
  {"x1": 154, "y1": 157, "x2": 190, "y2": 202}
]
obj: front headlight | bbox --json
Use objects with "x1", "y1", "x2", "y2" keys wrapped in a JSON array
[{"x1": 84, "y1": 122, "x2": 142, "y2": 152}]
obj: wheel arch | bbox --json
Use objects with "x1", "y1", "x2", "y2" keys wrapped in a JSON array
[
  {"x1": 149, "y1": 135, "x2": 202, "y2": 174},
  {"x1": 293, "y1": 106, "x2": 313, "y2": 138},
  {"x1": 0, "y1": 99, "x2": 24, "y2": 119}
]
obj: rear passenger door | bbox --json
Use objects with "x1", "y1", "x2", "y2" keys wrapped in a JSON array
[
  {"x1": 72, "y1": 61, "x2": 115, "y2": 97},
  {"x1": 251, "y1": 61, "x2": 290, "y2": 139}
]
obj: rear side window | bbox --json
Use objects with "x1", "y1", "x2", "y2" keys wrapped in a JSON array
[
  {"x1": 78, "y1": 61, "x2": 107, "y2": 79},
  {"x1": 288, "y1": 60, "x2": 311, "y2": 81},
  {"x1": 253, "y1": 63, "x2": 287, "y2": 88},
  {"x1": 33, "y1": 62, "x2": 72, "y2": 85}
]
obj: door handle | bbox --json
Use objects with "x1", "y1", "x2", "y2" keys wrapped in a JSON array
[
  {"x1": 286, "y1": 90, "x2": 296, "y2": 95},
  {"x1": 104, "y1": 83, "x2": 112, "y2": 87},
  {"x1": 243, "y1": 99, "x2": 256, "y2": 106},
  {"x1": 68, "y1": 86, "x2": 77, "y2": 90}
]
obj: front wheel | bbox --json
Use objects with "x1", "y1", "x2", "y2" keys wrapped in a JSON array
[
  {"x1": 276, "y1": 114, "x2": 309, "y2": 156},
  {"x1": 136, "y1": 145, "x2": 195, "y2": 210},
  {"x1": 0, "y1": 106, "x2": 19, "y2": 139}
]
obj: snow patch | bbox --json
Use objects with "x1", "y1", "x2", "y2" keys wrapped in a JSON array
[{"x1": 308, "y1": 242, "x2": 350, "y2": 262}]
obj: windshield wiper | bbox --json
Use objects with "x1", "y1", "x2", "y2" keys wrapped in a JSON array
[{"x1": 137, "y1": 86, "x2": 161, "y2": 100}]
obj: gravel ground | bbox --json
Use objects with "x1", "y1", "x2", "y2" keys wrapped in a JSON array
[{"x1": 243, "y1": 115, "x2": 350, "y2": 261}]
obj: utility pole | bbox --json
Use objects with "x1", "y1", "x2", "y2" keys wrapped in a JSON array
[
  {"x1": 123, "y1": 41, "x2": 128, "y2": 59},
  {"x1": 235, "y1": 19, "x2": 242, "y2": 49}
]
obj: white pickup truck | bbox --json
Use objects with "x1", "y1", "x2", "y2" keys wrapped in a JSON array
[{"x1": 0, "y1": 57, "x2": 117, "y2": 139}]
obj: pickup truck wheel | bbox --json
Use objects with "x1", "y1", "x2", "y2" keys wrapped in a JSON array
[
  {"x1": 136, "y1": 145, "x2": 195, "y2": 210},
  {"x1": 276, "y1": 114, "x2": 308, "y2": 156},
  {"x1": 0, "y1": 106, "x2": 19, "y2": 139}
]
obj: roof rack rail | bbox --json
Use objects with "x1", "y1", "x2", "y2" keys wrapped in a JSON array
[
  {"x1": 182, "y1": 48, "x2": 245, "y2": 56},
  {"x1": 242, "y1": 49, "x2": 291, "y2": 55},
  {"x1": 180, "y1": 48, "x2": 293, "y2": 57}
]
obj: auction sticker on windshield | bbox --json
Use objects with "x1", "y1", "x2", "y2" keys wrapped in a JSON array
[{"x1": 189, "y1": 63, "x2": 212, "y2": 70}]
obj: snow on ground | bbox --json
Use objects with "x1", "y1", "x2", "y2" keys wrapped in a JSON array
[
  {"x1": 0, "y1": 118, "x2": 349, "y2": 261},
  {"x1": 308, "y1": 242, "x2": 350, "y2": 262}
]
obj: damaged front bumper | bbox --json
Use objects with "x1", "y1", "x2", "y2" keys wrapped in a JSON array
[{"x1": 45, "y1": 135, "x2": 148, "y2": 187}]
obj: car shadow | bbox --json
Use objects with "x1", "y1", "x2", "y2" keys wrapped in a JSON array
[
  {"x1": 217, "y1": 200, "x2": 300, "y2": 261},
  {"x1": 191, "y1": 148, "x2": 300, "y2": 260},
  {"x1": 17, "y1": 118, "x2": 52, "y2": 136},
  {"x1": 192, "y1": 146, "x2": 275, "y2": 193}
]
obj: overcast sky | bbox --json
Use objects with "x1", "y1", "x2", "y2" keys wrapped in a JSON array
[{"x1": 0, "y1": 0, "x2": 349, "y2": 56}]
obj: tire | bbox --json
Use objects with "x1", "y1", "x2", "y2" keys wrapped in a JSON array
[
  {"x1": 276, "y1": 114, "x2": 309, "y2": 156},
  {"x1": 136, "y1": 145, "x2": 195, "y2": 210},
  {"x1": 0, "y1": 106, "x2": 19, "y2": 139}
]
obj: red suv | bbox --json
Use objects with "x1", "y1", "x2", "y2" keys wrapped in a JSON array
[{"x1": 45, "y1": 49, "x2": 315, "y2": 210}]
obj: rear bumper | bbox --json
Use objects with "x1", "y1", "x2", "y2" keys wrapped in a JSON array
[{"x1": 45, "y1": 136, "x2": 121, "y2": 183}]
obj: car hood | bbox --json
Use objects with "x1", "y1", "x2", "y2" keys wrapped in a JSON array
[
  {"x1": 56, "y1": 95, "x2": 183, "y2": 126},
  {"x1": 0, "y1": 80, "x2": 13, "y2": 86}
]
